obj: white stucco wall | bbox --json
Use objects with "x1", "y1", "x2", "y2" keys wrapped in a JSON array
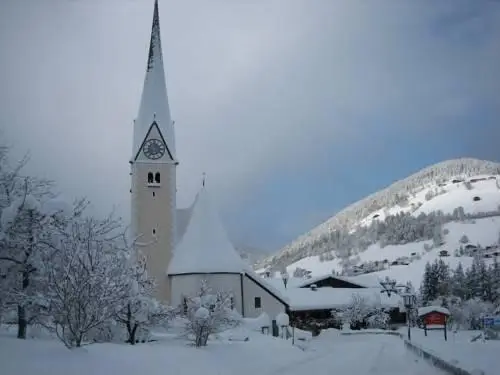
[
  {"x1": 169, "y1": 273, "x2": 243, "y2": 313},
  {"x1": 242, "y1": 274, "x2": 286, "y2": 319},
  {"x1": 169, "y1": 273, "x2": 287, "y2": 320}
]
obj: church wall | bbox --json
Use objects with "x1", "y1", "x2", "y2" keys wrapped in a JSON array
[
  {"x1": 242, "y1": 274, "x2": 286, "y2": 319},
  {"x1": 169, "y1": 273, "x2": 243, "y2": 313}
]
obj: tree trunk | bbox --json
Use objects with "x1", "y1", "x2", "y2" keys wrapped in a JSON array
[
  {"x1": 125, "y1": 304, "x2": 139, "y2": 345},
  {"x1": 17, "y1": 305, "x2": 27, "y2": 339},
  {"x1": 130, "y1": 324, "x2": 138, "y2": 345},
  {"x1": 17, "y1": 269, "x2": 30, "y2": 339}
]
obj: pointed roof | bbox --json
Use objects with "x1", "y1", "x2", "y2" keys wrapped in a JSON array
[
  {"x1": 133, "y1": 0, "x2": 176, "y2": 161},
  {"x1": 167, "y1": 184, "x2": 250, "y2": 275}
]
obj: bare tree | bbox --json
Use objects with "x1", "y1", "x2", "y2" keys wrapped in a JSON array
[
  {"x1": 43, "y1": 213, "x2": 130, "y2": 348},
  {"x1": 182, "y1": 280, "x2": 239, "y2": 347}
]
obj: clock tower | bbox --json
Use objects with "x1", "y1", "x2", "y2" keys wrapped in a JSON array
[{"x1": 130, "y1": 0, "x2": 177, "y2": 303}]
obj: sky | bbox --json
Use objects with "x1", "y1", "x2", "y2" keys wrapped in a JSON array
[{"x1": 0, "y1": 0, "x2": 499, "y2": 252}]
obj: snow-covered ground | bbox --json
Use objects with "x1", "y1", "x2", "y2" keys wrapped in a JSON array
[
  {"x1": 403, "y1": 328, "x2": 500, "y2": 375},
  {"x1": 0, "y1": 325, "x2": 447, "y2": 375}
]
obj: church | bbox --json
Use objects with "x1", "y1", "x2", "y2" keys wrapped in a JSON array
[{"x1": 129, "y1": 0, "x2": 288, "y2": 319}]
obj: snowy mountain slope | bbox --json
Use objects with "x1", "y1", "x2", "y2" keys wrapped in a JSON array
[
  {"x1": 284, "y1": 216, "x2": 500, "y2": 288},
  {"x1": 257, "y1": 159, "x2": 500, "y2": 279}
]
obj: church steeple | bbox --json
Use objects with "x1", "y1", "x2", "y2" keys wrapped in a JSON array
[{"x1": 132, "y1": 0, "x2": 176, "y2": 162}]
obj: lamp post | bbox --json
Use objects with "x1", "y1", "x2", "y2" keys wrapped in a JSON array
[
  {"x1": 281, "y1": 270, "x2": 289, "y2": 289},
  {"x1": 401, "y1": 291, "x2": 417, "y2": 341}
]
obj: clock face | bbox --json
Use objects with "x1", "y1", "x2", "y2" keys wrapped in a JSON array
[{"x1": 143, "y1": 139, "x2": 166, "y2": 160}]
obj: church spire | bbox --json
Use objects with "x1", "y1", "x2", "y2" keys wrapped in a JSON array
[
  {"x1": 132, "y1": 0, "x2": 176, "y2": 162},
  {"x1": 147, "y1": 0, "x2": 161, "y2": 72}
]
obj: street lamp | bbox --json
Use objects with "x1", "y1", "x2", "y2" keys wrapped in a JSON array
[
  {"x1": 281, "y1": 270, "x2": 289, "y2": 289},
  {"x1": 401, "y1": 291, "x2": 417, "y2": 340}
]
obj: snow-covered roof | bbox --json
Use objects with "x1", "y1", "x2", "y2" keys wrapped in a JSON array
[
  {"x1": 175, "y1": 195, "x2": 197, "y2": 244},
  {"x1": 295, "y1": 274, "x2": 371, "y2": 288},
  {"x1": 245, "y1": 269, "x2": 289, "y2": 305},
  {"x1": 417, "y1": 306, "x2": 450, "y2": 317},
  {"x1": 284, "y1": 287, "x2": 401, "y2": 312},
  {"x1": 132, "y1": 0, "x2": 176, "y2": 161},
  {"x1": 260, "y1": 277, "x2": 309, "y2": 290},
  {"x1": 167, "y1": 185, "x2": 250, "y2": 275}
]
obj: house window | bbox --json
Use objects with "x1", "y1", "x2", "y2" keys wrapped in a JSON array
[
  {"x1": 230, "y1": 296, "x2": 235, "y2": 310},
  {"x1": 147, "y1": 172, "x2": 154, "y2": 183},
  {"x1": 152, "y1": 191, "x2": 155, "y2": 197},
  {"x1": 155, "y1": 172, "x2": 161, "y2": 183},
  {"x1": 182, "y1": 297, "x2": 188, "y2": 315},
  {"x1": 152, "y1": 228, "x2": 156, "y2": 235},
  {"x1": 254, "y1": 297, "x2": 261, "y2": 309}
]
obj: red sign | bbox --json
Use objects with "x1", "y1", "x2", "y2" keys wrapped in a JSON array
[{"x1": 424, "y1": 312, "x2": 447, "y2": 326}]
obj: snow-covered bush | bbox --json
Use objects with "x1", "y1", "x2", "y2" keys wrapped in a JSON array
[
  {"x1": 182, "y1": 280, "x2": 240, "y2": 347},
  {"x1": 366, "y1": 307, "x2": 390, "y2": 329}
]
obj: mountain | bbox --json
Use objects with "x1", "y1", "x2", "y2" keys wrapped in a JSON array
[
  {"x1": 256, "y1": 158, "x2": 500, "y2": 287},
  {"x1": 235, "y1": 245, "x2": 272, "y2": 266}
]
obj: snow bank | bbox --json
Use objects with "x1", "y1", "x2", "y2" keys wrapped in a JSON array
[{"x1": 242, "y1": 312, "x2": 271, "y2": 332}]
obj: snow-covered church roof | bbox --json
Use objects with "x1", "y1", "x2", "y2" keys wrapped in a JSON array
[{"x1": 167, "y1": 184, "x2": 250, "y2": 275}]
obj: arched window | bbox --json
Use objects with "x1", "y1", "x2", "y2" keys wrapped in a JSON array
[
  {"x1": 147, "y1": 172, "x2": 154, "y2": 183},
  {"x1": 155, "y1": 172, "x2": 161, "y2": 183}
]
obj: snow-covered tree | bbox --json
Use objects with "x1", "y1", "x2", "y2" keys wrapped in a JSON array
[
  {"x1": 461, "y1": 298, "x2": 495, "y2": 330},
  {"x1": 341, "y1": 293, "x2": 371, "y2": 328},
  {"x1": 366, "y1": 305, "x2": 390, "y2": 329},
  {"x1": 292, "y1": 267, "x2": 310, "y2": 278},
  {"x1": 182, "y1": 280, "x2": 240, "y2": 347},
  {"x1": 0, "y1": 184, "x2": 69, "y2": 338},
  {"x1": 451, "y1": 262, "x2": 467, "y2": 300},
  {"x1": 115, "y1": 249, "x2": 174, "y2": 345},
  {"x1": 43, "y1": 213, "x2": 130, "y2": 348},
  {"x1": 459, "y1": 234, "x2": 469, "y2": 244}
]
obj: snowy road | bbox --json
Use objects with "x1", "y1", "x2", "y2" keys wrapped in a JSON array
[{"x1": 274, "y1": 333, "x2": 448, "y2": 375}]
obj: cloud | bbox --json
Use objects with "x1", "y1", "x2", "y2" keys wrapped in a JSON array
[{"x1": 0, "y1": 0, "x2": 499, "y2": 248}]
